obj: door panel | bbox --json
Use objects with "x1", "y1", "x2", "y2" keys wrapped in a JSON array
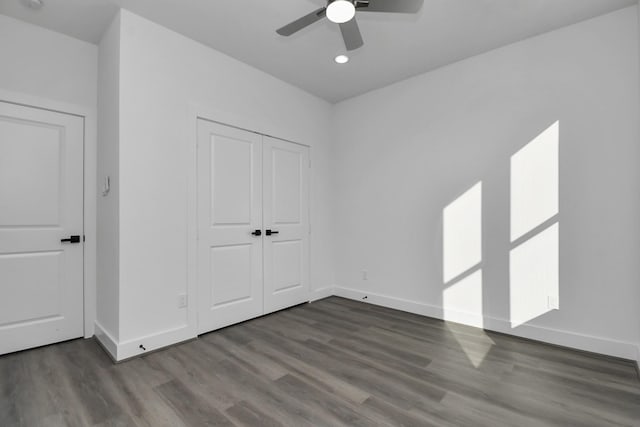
[
  {"x1": 209, "y1": 244, "x2": 253, "y2": 307},
  {"x1": 272, "y1": 148, "x2": 301, "y2": 224},
  {"x1": 263, "y1": 137, "x2": 310, "y2": 313},
  {"x1": 0, "y1": 251, "x2": 63, "y2": 325},
  {"x1": 0, "y1": 120, "x2": 62, "y2": 226},
  {"x1": 211, "y1": 137, "x2": 253, "y2": 225},
  {"x1": 0, "y1": 101, "x2": 84, "y2": 355},
  {"x1": 197, "y1": 120, "x2": 263, "y2": 333},
  {"x1": 272, "y1": 240, "x2": 302, "y2": 293}
]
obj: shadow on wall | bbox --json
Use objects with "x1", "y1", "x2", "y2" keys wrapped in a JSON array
[{"x1": 442, "y1": 121, "x2": 560, "y2": 368}]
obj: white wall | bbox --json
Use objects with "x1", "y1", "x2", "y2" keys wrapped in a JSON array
[
  {"x1": 3, "y1": 5, "x2": 637, "y2": 365},
  {"x1": 0, "y1": 14, "x2": 96, "y2": 107},
  {"x1": 5, "y1": 6, "x2": 639, "y2": 365},
  {"x1": 108, "y1": 10, "x2": 335, "y2": 358},
  {"x1": 96, "y1": 12, "x2": 121, "y2": 344},
  {"x1": 0, "y1": 14, "x2": 99, "y2": 338},
  {"x1": 332, "y1": 6, "x2": 640, "y2": 360}
]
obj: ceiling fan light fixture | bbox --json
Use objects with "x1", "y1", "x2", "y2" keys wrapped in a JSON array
[
  {"x1": 334, "y1": 54, "x2": 349, "y2": 64},
  {"x1": 326, "y1": 0, "x2": 356, "y2": 24}
]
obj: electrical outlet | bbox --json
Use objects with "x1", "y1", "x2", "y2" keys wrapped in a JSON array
[
  {"x1": 547, "y1": 295, "x2": 559, "y2": 310},
  {"x1": 178, "y1": 293, "x2": 188, "y2": 308},
  {"x1": 362, "y1": 270, "x2": 368, "y2": 280}
]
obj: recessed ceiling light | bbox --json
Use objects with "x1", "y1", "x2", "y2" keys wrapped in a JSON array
[
  {"x1": 335, "y1": 54, "x2": 349, "y2": 64},
  {"x1": 326, "y1": 0, "x2": 355, "y2": 24}
]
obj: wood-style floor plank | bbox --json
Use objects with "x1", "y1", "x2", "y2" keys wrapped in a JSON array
[{"x1": 0, "y1": 296, "x2": 638, "y2": 426}]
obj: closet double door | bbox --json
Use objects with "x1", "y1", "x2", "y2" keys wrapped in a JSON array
[{"x1": 197, "y1": 119, "x2": 310, "y2": 334}]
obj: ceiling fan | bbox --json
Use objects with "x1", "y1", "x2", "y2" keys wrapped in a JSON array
[{"x1": 276, "y1": 0, "x2": 424, "y2": 51}]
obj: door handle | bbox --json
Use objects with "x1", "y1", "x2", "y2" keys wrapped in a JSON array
[
  {"x1": 251, "y1": 230, "x2": 262, "y2": 236},
  {"x1": 61, "y1": 235, "x2": 81, "y2": 244},
  {"x1": 265, "y1": 230, "x2": 279, "y2": 236}
]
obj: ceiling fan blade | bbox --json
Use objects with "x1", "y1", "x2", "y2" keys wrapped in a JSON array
[
  {"x1": 339, "y1": 18, "x2": 364, "y2": 51},
  {"x1": 276, "y1": 7, "x2": 327, "y2": 36},
  {"x1": 356, "y1": 0, "x2": 423, "y2": 13}
]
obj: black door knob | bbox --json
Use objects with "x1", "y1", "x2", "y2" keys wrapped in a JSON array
[
  {"x1": 266, "y1": 230, "x2": 279, "y2": 236},
  {"x1": 61, "y1": 235, "x2": 81, "y2": 243},
  {"x1": 251, "y1": 230, "x2": 262, "y2": 236}
]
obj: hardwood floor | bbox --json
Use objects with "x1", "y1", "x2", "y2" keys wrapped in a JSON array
[{"x1": 1, "y1": 297, "x2": 639, "y2": 426}]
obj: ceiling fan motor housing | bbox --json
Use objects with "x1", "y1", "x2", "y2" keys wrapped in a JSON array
[
  {"x1": 277, "y1": 0, "x2": 423, "y2": 50},
  {"x1": 327, "y1": 0, "x2": 357, "y2": 24},
  {"x1": 327, "y1": 0, "x2": 369, "y2": 5}
]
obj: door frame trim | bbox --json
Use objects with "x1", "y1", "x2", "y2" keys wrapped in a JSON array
[
  {"x1": 187, "y1": 104, "x2": 311, "y2": 335},
  {"x1": 196, "y1": 116, "x2": 311, "y2": 149},
  {"x1": 0, "y1": 88, "x2": 97, "y2": 339}
]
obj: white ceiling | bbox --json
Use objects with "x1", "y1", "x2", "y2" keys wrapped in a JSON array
[{"x1": 1, "y1": 0, "x2": 636, "y2": 102}]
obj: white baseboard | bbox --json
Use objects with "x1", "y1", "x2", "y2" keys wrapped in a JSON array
[
  {"x1": 95, "y1": 286, "x2": 639, "y2": 370},
  {"x1": 309, "y1": 286, "x2": 335, "y2": 302},
  {"x1": 94, "y1": 321, "x2": 196, "y2": 362},
  {"x1": 117, "y1": 325, "x2": 196, "y2": 361},
  {"x1": 483, "y1": 316, "x2": 638, "y2": 362},
  {"x1": 107, "y1": 287, "x2": 335, "y2": 361},
  {"x1": 94, "y1": 321, "x2": 118, "y2": 361},
  {"x1": 333, "y1": 286, "x2": 639, "y2": 362},
  {"x1": 334, "y1": 285, "x2": 443, "y2": 317},
  {"x1": 94, "y1": 286, "x2": 336, "y2": 362}
]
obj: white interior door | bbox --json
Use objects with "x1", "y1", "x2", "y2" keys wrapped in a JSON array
[
  {"x1": 263, "y1": 136, "x2": 310, "y2": 314},
  {"x1": 197, "y1": 120, "x2": 263, "y2": 334},
  {"x1": 0, "y1": 101, "x2": 84, "y2": 355}
]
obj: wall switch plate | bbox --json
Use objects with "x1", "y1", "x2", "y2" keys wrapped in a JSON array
[
  {"x1": 547, "y1": 295, "x2": 559, "y2": 310},
  {"x1": 362, "y1": 270, "x2": 368, "y2": 280},
  {"x1": 178, "y1": 293, "x2": 188, "y2": 308}
]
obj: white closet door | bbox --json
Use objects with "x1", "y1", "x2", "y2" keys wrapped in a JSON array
[
  {"x1": 197, "y1": 120, "x2": 263, "y2": 334},
  {"x1": 263, "y1": 136, "x2": 310, "y2": 314},
  {"x1": 0, "y1": 101, "x2": 84, "y2": 355}
]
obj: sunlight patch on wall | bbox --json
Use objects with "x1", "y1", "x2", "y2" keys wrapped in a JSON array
[
  {"x1": 510, "y1": 223, "x2": 559, "y2": 327},
  {"x1": 442, "y1": 182, "x2": 489, "y2": 367},
  {"x1": 509, "y1": 121, "x2": 560, "y2": 328},
  {"x1": 443, "y1": 269, "x2": 483, "y2": 328},
  {"x1": 443, "y1": 182, "x2": 482, "y2": 283},
  {"x1": 511, "y1": 121, "x2": 559, "y2": 241}
]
